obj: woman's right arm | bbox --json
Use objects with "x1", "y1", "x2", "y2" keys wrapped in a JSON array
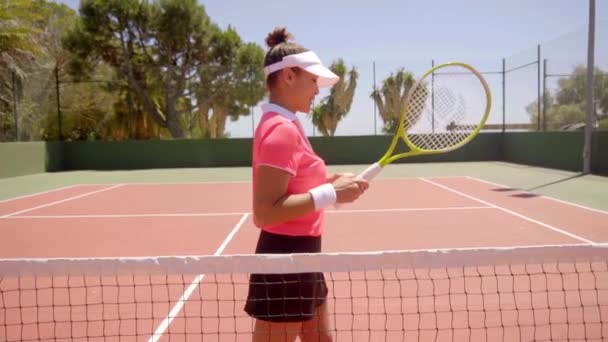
[
  {"x1": 253, "y1": 165, "x2": 368, "y2": 227},
  {"x1": 253, "y1": 165, "x2": 314, "y2": 227}
]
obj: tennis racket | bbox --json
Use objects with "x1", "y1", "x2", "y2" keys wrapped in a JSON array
[{"x1": 358, "y1": 61, "x2": 491, "y2": 181}]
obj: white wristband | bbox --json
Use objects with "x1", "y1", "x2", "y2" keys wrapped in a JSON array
[{"x1": 308, "y1": 183, "x2": 337, "y2": 210}]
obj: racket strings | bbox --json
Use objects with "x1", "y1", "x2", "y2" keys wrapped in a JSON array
[
  {"x1": 404, "y1": 86, "x2": 428, "y2": 131},
  {"x1": 402, "y1": 69, "x2": 487, "y2": 151}
]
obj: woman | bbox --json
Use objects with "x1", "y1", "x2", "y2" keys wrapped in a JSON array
[{"x1": 244, "y1": 27, "x2": 369, "y2": 342}]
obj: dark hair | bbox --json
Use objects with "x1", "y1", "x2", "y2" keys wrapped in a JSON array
[{"x1": 264, "y1": 27, "x2": 308, "y2": 86}]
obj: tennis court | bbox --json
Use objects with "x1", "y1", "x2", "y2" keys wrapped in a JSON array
[
  {"x1": 2, "y1": 0, "x2": 607, "y2": 340},
  {"x1": 1, "y1": 162, "x2": 607, "y2": 341}
]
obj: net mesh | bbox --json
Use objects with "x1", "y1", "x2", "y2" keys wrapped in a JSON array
[
  {"x1": 405, "y1": 65, "x2": 489, "y2": 151},
  {"x1": 1, "y1": 244, "x2": 607, "y2": 341}
]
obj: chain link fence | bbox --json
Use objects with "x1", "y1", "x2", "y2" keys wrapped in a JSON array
[{"x1": 2, "y1": 20, "x2": 606, "y2": 142}]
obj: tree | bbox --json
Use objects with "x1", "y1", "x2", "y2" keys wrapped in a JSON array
[
  {"x1": 0, "y1": 0, "x2": 96, "y2": 142},
  {"x1": 195, "y1": 26, "x2": 265, "y2": 138},
  {"x1": 0, "y1": 0, "x2": 46, "y2": 140},
  {"x1": 2, "y1": 0, "x2": 116, "y2": 142},
  {"x1": 0, "y1": 0, "x2": 45, "y2": 74},
  {"x1": 28, "y1": 1, "x2": 84, "y2": 141},
  {"x1": 371, "y1": 68, "x2": 417, "y2": 134},
  {"x1": 311, "y1": 59, "x2": 358, "y2": 136},
  {"x1": 63, "y1": 0, "x2": 214, "y2": 138},
  {"x1": 42, "y1": 63, "x2": 122, "y2": 141},
  {"x1": 63, "y1": 0, "x2": 265, "y2": 139},
  {"x1": 528, "y1": 65, "x2": 608, "y2": 130}
]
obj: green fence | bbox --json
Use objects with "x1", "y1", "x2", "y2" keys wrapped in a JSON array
[
  {"x1": 0, "y1": 142, "x2": 60, "y2": 178},
  {"x1": 503, "y1": 131, "x2": 607, "y2": 172},
  {"x1": 0, "y1": 132, "x2": 606, "y2": 179},
  {"x1": 56, "y1": 133, "x2": 502, "y2": 171},
  {"x1": 60, "y1": 138, "x2": 253, "y2": 171},
  {"x1": 592, "y1": 131, "x2": 608, "y2": 174},
  {"x1": 503, "y1": 132, "x2": 583, "y2": 172}
]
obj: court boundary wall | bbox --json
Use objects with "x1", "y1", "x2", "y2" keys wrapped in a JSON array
[{"x1": 0, "y1": 132, "x2": 606, "y2": 178}]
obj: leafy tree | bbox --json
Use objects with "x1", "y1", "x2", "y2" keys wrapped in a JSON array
[
  {"x1": 0, "y1": 0, "x2": 45, "y2": 75},
  {"x1": 63, "y1": 0, "x2": 213, "y2": 138},
  {"x1": 195, "y1": 26, "x2": 265, "y2": 138},
  {"x1": 528, "y1": 65, "x2": 608, "y2": 130},
  {"x1": 29, "y1": 1, "x2": 84, "y2": 141},
  {"x1": 42, "y1": 64, "x2": 121, "y2": 141},
  {"x1": 311, "y1": 59, "x2": 358, "y2": 136},
  {"x1": 2, "y1": 0, "x2": 115, "y2": 142},
  {"x1": 0, "y1": 0, "x2": 46, "y2": 140},
  {"x1": 371, "y1": 68, "x2": 419, "y2": 133},
  {"x1": 64, "y1": 0, "x2": 265, "y2": 139}
]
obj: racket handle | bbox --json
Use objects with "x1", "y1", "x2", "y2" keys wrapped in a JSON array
[
  {"x1": 358, "y1": 162, "x2": 383, "y2": 181},
  {"x1": 333, "y1": 162, "x2": 382, "y2": 210}
]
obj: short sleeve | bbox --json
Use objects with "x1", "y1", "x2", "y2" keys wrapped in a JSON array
[{"x1": 257, "y1": 122, "x2": 302, "y2": 175}]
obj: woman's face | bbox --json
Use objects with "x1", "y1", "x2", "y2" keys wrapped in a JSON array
[{"x1": 285, "y1": 68, "x2": 319, "y2": 113}]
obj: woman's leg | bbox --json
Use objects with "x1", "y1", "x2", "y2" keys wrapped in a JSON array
[
  {"x1": 299, "y1": 303, "x2": 333, "y2": 342},
  {"x1": 252, "y1": 319, "x2": 301, "y2": 342}
]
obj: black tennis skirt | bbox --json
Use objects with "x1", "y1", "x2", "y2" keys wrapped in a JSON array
[{"x1": 244, "y1": 230, "x2": 328, "y2": 322}]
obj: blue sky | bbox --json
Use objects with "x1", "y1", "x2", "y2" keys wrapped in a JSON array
[{"x1": 55, "y1": 0, "x2": 607, "y2": 136}]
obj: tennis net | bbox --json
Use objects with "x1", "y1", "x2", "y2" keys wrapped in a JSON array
[{"x1": 1, "y1": 244, "x2": 607, "y2": 341}]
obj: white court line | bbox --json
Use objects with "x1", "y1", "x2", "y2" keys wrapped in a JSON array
[
  {"x1": 6, "y1": 212, "x2": 247, "y2": 219},
  {"x1": 1, "y1": 184, "x2": 125, "y2": 218},
  {"x1": 465, "y1": 176, "x2": 608, "y2": 215},
  {"x1": 148, "y1": 213, "x2": 249, "y2": 342},
  {"x1": 419, "y1": 178, "x2": 596, "y2": 245},
  {"x1": 63, "y1": 176, "x2": 451, "y2": 187},
  {"x1": 70, "y1": 180, "x2": 251, "y2": 186},
  {"x1": 0, "y1": 184, "x2": 83, "y2": 204},
  {"x1": 2, "y1": 206, "x2": 493, "y2": 219},
  {"x1": 325, "y1": 206, "x2": 492, "y2": 214}
]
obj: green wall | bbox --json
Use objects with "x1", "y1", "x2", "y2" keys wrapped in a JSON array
[
  {"x1": 60, "y1": 138, "x2": 253, "y2": 170},
  {"x1": 0, "y1": 142, "x2": 59, "y2": 178},
  {"x1": 58, "y1": 133, "x2": 502, "y2": 171},
  {"x1": 1, "y1": 131, "x2": 606, "y2": 178},
  {"x1": 311, "y1": 133, "x2": 502, "y2": 165},
  {"x1": 503, "y1": 131, "x2": 608, "y2": 173},
  {"x1": 503, "y1": 132, "x2": 583, "y2": 172},
  {"x1": 592, "y1": 131, "x2": 608, "y2": 174}
]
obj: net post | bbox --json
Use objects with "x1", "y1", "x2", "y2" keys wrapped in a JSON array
[
  {"x1": 373, "y1": 60, "x2": 377, "y2": 136},
  {"x1": 583, "y1": 0, "x2": 596, "y2": 174},
  {"x1": 250, "y1": 82, "x2": 254, "y2": 138},
  {"x1": 431, "y1": 59, "x2": 435, "y2": 133},
  {"x1": 55, "y1": 63, "x2": 63, "y2": 141},
  {"x1": 12, "y1": 69, "x2": 19, "y2": 141},
  {"x1": 127, "y1": 87, "x2": 134, "y2": 140},
  {"x1": 312, "y1": 98, "x2": 316, "y2": 136},
  {"x1": 537, "y1": 44, "x2": 542, "y2": 131},
  {"x1": 502, "y1": 58, "x2": 506, "y2": 133},
  {"x1": 542, "y1": 58, "x2": 547, "y2": 131},
  {"x1": 250, "y1": 104, "x2": 254, "y2": 138}
]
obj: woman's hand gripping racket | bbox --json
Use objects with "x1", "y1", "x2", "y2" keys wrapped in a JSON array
[{"x1": 358, "y1": 61, "x2": 492, "y2": 181}]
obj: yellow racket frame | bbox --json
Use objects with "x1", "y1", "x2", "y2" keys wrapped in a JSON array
[{"x1": 376, "y1": 61, "x2": 492, "y2": 167}]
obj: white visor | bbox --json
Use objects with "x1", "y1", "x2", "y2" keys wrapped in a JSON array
[{"x1": 263, "y1": 51, "x2": 339, "y2": 88}]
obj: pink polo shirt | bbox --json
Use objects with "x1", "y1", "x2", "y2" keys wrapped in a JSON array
[{"x1": 252, "y1": 103, "x2": 327, "y2": 237}]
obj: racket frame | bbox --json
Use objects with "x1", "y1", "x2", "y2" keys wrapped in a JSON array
[{"x1": 376, "y1": 61, "x2": 492, "y2": 167}]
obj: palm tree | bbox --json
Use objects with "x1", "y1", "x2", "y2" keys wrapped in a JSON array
[
  {"x1": 312, "y1": 59, "x2": 358, "y2": 136},
  {"x1": 371, "y1": 68, "x2": 422, "y2": 134}
]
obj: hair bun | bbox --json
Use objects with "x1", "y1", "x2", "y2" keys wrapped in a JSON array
[{"x1": 265, "y1": 27, "x2": 294, "y2": 48}]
